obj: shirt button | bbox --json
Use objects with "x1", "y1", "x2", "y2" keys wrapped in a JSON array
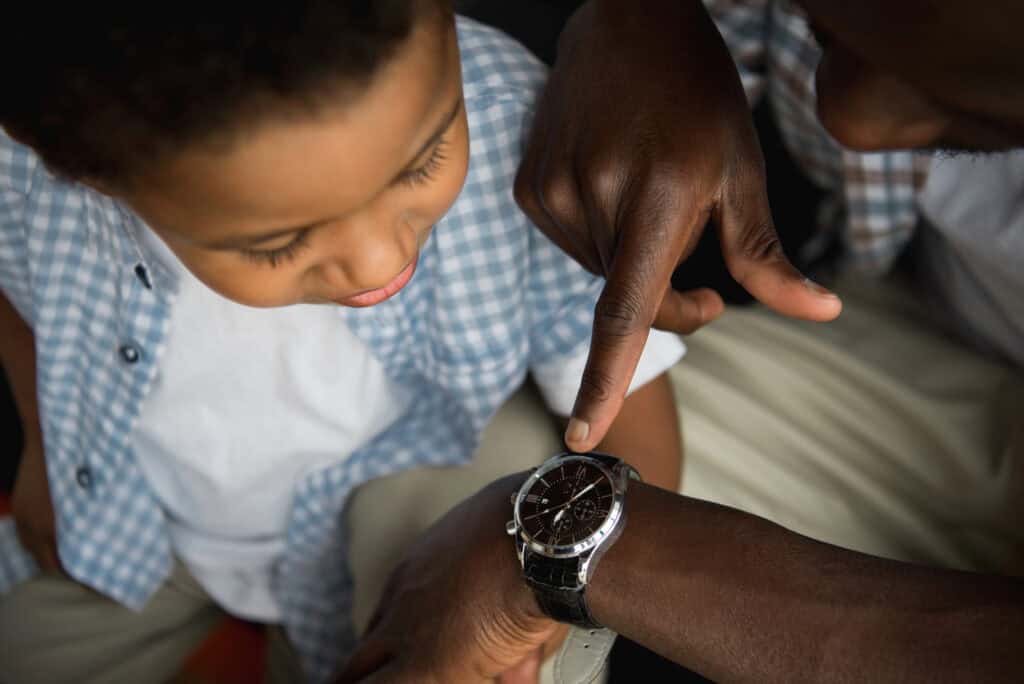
[
  {"x1": 119, "y1": 343, "x2": 141, "y2": 364},
  {"x1": 75, "y1": 466, "x2": 93, "y2": 489},
  {"x1": 134, "y1": 263, "x2": 152, "y2": 290}
]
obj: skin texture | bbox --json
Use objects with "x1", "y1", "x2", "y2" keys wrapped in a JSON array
[
  {"x1": 805, "y1": 0, "x2": 1024, "y2": 151},
  {"x1": 343, "y1": 0, "x2": 1024, "y2": 681},
  {"x1": 338, "y1": 474, "x2": 1024, "y2": 683},
  {"x1": 110, "y1": 14, "x2": 469, "y2": 310},
  {"x1": 514, "y1": 0, "x2": 842, "y2": 454},
  {"x1": 519, "y1": 0, "x2": 1024, "y2": 454}
]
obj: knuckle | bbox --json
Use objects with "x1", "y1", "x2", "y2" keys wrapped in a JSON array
[
  {"x1": 593, "y1": 290, "x2": 648, "y2": 339},
  {"x1": 577, "y1": 364, "x2": 616, "y2": 407},
  {"x1": 734, "y1": 223, "x2": 784, "y2": 264},
  {"x1": 537, "y1": 172, "x2": 580, "y2": 225},
  {"x1": 513, "y1": 162, "x2": 581, "y2": 228},
  {"x1": 513, "y1": 166, "x2": 541, "y2": 216},
  {"x1": 581, "y1": 154, "x2": 627, "y2": 208}
]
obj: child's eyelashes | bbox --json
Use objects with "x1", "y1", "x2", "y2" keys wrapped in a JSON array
[
  {"x1": 238, "y1": 136, "x2": 450, "y2": 269},
  {"x1": 398, "y1": 137, "x2": 449, "y2": 188},
  {"x1": 241, "y1": 227, "x2": 312, "y2": 268}
]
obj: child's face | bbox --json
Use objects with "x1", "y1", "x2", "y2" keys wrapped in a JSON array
[{"x1": 116, "y1": 13, "x2": 468, "y2": 308}]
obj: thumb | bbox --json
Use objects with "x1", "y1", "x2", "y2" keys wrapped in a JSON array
[{"x1": 717, "y1": 184, "x2": 841, "y2": 322}]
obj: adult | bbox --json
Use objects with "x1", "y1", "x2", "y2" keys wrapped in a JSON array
[{"x1": 337, "y1": 0, "x2": 1024, "y2": 681}]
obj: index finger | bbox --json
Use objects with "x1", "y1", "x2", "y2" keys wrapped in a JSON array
[{"x1": 565, "y1": 201, "x2": 697, "y2": 453}]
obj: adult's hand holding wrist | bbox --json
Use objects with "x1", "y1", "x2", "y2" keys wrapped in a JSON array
[{"x1": 335, "y1": 473, "x2": 558, "y2": 683}]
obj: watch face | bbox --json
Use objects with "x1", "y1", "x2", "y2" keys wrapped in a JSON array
[{"x1": 517, "y1": 457, "x2": 617, "y2": 552}]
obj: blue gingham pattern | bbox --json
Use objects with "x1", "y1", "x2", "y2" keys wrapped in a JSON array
[
  {"x1": 0, "y1": 17, "x2": 601, "y2": 682},
  {"x1": 707, "y1": 0, "x2": 932, "y2": 274}
]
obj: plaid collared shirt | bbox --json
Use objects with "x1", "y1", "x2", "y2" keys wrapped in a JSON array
[
  {"x1": 707, "y1": 0, "x2": 933, "y2": 274},
  {"x1": 0, "y1": 17, "x2": 606, "y2": 681}
]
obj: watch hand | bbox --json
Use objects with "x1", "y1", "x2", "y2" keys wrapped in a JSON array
[
  {"x1": 523, "y1": 500, "x2": 572, "y2": 521},
  {"x1": 552, "y1": 508, "x2": 566, "y2": 525},
  {"x1": 567, "y1": 479, "x2": 600, "y2": 504}
]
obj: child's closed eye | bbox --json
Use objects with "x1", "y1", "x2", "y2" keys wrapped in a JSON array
[
  {"x1": 240, "y1": 227, "x2": 312, "y2": 268},
  {"x1": 396, "y1": 136, "x2": 449, "y2": 188}
]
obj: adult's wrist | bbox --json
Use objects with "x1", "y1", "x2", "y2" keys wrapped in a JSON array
[
  {"x1": 583, "y1": 481, "x2": 686, "y2": 631},
  {"x1": 484, "y1": 472, "x2": 551, "y2": 626}
]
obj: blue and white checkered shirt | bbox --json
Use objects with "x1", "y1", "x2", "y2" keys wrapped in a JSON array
[
  {"x1": 707, "y1": 0, "x2": 932, "y2": 275},
  {"x1": 0, "y1": 17, "x2": 613, "y2": 681}
]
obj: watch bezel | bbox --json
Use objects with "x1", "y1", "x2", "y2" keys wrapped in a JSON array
[{"x1": 513, "y1": 454, "x2": 626, "y2": 559}]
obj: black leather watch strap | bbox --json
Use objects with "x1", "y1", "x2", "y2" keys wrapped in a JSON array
[{"x1": 523, "y1": 554, "x2": 601, "y2": 629}]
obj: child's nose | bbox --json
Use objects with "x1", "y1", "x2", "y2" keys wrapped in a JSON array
[{"x1": 321, "y1": 215, "x2": 418, "y2": 293}]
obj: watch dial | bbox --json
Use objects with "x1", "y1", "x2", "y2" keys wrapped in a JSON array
[{"x1": 520, "y1": 460, "x2": 615, "y2": 546}]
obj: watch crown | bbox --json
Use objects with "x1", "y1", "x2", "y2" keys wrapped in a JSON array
[
  {"x1": 505, "y1": 519, "x2": 518, "y2": 536},
  {"x1": 509, "y1": 493, "x2": 518, "y2": 505}
]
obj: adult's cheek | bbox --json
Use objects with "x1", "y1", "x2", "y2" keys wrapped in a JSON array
[{"x1": 815, "y1": 47, "x2": 950, "y2": 151}]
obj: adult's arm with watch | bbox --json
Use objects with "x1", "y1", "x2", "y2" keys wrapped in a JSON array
[
  {"x1": 336, "y1": 473, "x2": 1024, "y2": 683},
  {"x1": 516, "y1": 0, "x2": 843, "y2": 455}
]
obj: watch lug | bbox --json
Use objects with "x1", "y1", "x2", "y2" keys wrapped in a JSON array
[
  {"x1": 515, "y1": 536, "x2": 528, "y2": 565},
  {"x1": 577, "y1": 550, "x2": 595, "y2": 585}
]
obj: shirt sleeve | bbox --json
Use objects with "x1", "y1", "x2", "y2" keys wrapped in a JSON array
[
  {"x1": 703, "y1": 0, "x2": 771, "y2": 104},
  {"x1": 0, "y1": 136, "x2": 37, "y2": 327},
  {"x1": 532, "y1": 328, "x2": 686, "y2": 417}
]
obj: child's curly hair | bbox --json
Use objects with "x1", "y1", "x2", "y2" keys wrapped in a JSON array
[{"x1": 1, "y1": 1, "x2": 449, "y2": 183}]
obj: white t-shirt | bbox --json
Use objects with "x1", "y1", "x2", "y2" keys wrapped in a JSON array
[
  {"x1": 916, "y1": 150, "x2": 1024, "y2": 369},
  {"x1": 132, "y1": 226, "x2": 685, "y2": 621}
]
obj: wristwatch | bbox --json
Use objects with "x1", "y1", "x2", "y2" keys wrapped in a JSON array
[{"x1": 506, "y1": 451, "x2": 640, "y2": 629}]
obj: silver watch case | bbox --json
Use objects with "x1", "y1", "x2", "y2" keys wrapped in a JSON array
[{"x1": 507, "y1": 453, "x2": 635, "y2": 586}]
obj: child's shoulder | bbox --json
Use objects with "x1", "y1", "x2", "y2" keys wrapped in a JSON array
[
  {"x1": 1, "y1": 131, "x2": 127, "y2": 260},
  {"x1": 456, "y1": 15, "x2": 547, "y2": 110},
  {"x1": 0, "y1": 133, "x2": 41, "y2": 198}
]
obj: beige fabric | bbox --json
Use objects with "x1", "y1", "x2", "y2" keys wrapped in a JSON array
[
  {"x1": 0, "y1": 563, "x2": 222, "y2": 684},
  {"x1": 0, "y1": 561, "x2": 309, "y2": 684},
  {"x1": 674, "y1": 277, "x2": 1024, "y2": 574}
]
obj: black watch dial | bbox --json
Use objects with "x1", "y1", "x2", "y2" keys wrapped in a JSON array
[{"x1": 519, "y1": 459, "x2": 615, "y2": 546}]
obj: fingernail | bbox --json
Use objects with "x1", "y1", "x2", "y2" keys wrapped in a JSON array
[
  {"x1": 803, "y1": 278, "x2": 839, "y2": 298},
  {"x1": 565, "y1": 418, "x2": 590, "y2": 447}
]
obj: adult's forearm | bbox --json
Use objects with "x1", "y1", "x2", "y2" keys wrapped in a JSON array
[
  {"x1": 0, "y1": 291, "x2": 42, "y2": 449},
  {"x1": 591, "y1": 483, "x2": 1024, "y2": 682}
]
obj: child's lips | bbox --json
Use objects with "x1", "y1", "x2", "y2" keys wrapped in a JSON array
[{"x1": 336, "y1": 256, "x2": 418, "y2": 307}]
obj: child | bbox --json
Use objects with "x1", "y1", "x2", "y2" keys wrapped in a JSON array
[{"x1": 0, "y1": 3, "x2": 685, "y2": 682}]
